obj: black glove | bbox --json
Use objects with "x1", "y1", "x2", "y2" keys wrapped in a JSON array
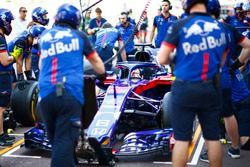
[
  {"x1": 24, "y1": 70, "x2": 37, "y2": 81},
  {"x1": 230, "y1": 58, "x2": 244, "y2": 78},
  {"x1": 231, "y1": 58, "x2": 244, "y2": 71},
  {"x1": 17, "y1": 73, "x2": 24, "y2": 81},
  {"x1": 96, "y1": 73, "x2": 106, "y2": 82}
]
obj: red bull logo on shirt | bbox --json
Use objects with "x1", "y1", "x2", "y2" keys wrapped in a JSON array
[
  {"x1": 182, "y1": 33, "x2": 226, "y2": 55},
  {"x1": 40, "y1": 38, "x2": 79, "y2": 58},
  {"x1": 184, "y1": 20, "x2": 220, "y2": 38}
]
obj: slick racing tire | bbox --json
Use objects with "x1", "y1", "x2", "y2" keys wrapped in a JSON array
[
  {"x1": 161, "y1": 92, "x2": 172, "y2": 128},
  {"x1": 11, "y1": 81, "x2": 39, "y2": 126}
]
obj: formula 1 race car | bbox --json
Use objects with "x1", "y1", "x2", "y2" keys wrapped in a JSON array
[
  {"x1": 11, "y1": 43, "x2": 175, "y2": 166},
  {"x1": 79, "y1": 61, "x2": 175, "y2": 165}
]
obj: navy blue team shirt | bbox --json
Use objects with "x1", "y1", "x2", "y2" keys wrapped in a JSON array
[
  {"x1": 153, "y1": 13, "x2": 178, "y2": 48},
  {"x1": 95, "y1": 27, "x2": 122, "y2": 49},
  {"x1": 0, "y1": 34, "x2": 12, "y2": 71},
  {"x1": 163, "y1": 13, "x2": 229, "y2": 81},
  {"x1": 232, "y1": 69, "x2": 250, "y2": 103},
  {"x1": 89, "y1": 17, "x2": 107, "y2": 44},
  {"x1": 38, "y1": 25, "x2": 95, "y2": 104},
  {"x1": 220, "y1": 23, "x2": 245, "y2": 89},
  {"x1": 115, "y1": 22, "x2": 137, "y2": 53}
]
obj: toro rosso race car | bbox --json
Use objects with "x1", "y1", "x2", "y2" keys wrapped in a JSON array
[{"x1": 11, "y1": 46, "x2": 175, "y2": 165}]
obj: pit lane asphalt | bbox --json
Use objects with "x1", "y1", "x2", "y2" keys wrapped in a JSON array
[{"x1": 0, "y1": 126, "x2": 250, "y2": 167}]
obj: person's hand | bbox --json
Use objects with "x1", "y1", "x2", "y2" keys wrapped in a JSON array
[
  {"x1": 24, "y1": 70, "x2": 37, "y2": 81},
  {"x1": 93, "y1": 28, "x2": 99, "y2": 33},
  {"x1": 17, "y1": 73, "x2": 24, "y2": 82},
  {"x1": 96, "y1": 73, "x2": 106, "y2": 82},
  {"x1": 10, "y1": 46, "x2": 23, "y2": 60}
]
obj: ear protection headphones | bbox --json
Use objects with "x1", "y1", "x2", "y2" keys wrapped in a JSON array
[{"x1": 162, "y1": 0, "x2": 172, "y2": 10}]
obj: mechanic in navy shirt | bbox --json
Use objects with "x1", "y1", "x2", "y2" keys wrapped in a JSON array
[
  {"x1": 149, "y1": 0, "x2": 178, "y2": 48},
  {"x1": 38, "y1": 4, "x2": 105, "y2": 167},
  {"x1": 116, "y1": 12, "x2": 138, "y2": 61},
  {"x1": 241, "y1": 2, "x2": 250, "y2": 89},
  {"x1": 95, "y1": 22, "x2": 126, "y2": 70},
  {"x1": 87, "y1": 7, "x2": 107, "y2": 44},
  {"x1": 157, "y1": 0, "x2": 229, "y2": 166},
  {"x1": 28, "y1": 7, "x2": 49, "y2": 80},
  {"x1": 223, "y1": 2, "x2": 247, "y2": 33},
  {"x1": 232, "y1": 69, "x2": 250, "y2": 151},
  {"x1": 8, "y1": 25, "x2": 46, "y2": 81},
  {"x1": 0, "y1": 9, "x2": 17, "y2": 147},
  {"x1": 200, "y1": 0, "x2": 250, "y2": 160}
]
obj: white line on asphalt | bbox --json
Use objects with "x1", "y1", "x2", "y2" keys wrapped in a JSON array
[
  {"x1": 2, "y1": 145, "x2": 21, "y2": 156},
  {"x1": 189, "y1": 136, "x2": 205, "y2": 165},
  {"x1": 2, "y1": 154, "x2": 42, "y2": 159},
  {"x1": 8, "y1": 134, "x2": 24, "y2": 137}
]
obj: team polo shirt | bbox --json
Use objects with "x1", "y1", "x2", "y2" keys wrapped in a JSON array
[
  {"x1": 0, "y1": 34, "x2": 12, "y2": 71},
  {"x1": 8, "y1": 35, "x2": 30, "y2": 59},
  {"x1": 95, "y1": 27, "x2": 122, "y2": 48},
  {"x1": 89, "y1": 17, "x2": 107, "y2": 44},
  {"x1": 242, "y1": 30, "x2": 250, "y2": 74},
  {"x1": 163, "y1": 13, "x2": 228, "y2": 81},
  {"x1": 153, "y1": 13, "x2": 178, "y2": 48},
  {"x1": 115, "y1": 23, "x2": 137, "y2": 53},
  {"x1": 232, "y1": 69, "x2": 250, "y2": 103},
  {"x1": 38, "y1": 25, "x2": 95, "y2": 104},
  {"x1": 221, "y1": 23, "x2": 245, "y2": 89},
  {"x1": 224, "y1": 15, "x2": 247, "y2": 33}
]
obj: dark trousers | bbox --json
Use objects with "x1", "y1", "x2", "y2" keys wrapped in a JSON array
[
  {"x1": 31, "y1": 54, "x2": 39, "y2": 79},
  {"x1": 40, "y1": 92, "x2": 81, "y2": 167}
]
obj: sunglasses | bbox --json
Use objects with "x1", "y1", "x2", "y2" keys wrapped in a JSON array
[{"x1": 21, "y1": 10, "x2": 27, "y2": 13}]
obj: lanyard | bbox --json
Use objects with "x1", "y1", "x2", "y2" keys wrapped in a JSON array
[{"x1": 96, "y1": 19, "x2": 102, "y2": 28}]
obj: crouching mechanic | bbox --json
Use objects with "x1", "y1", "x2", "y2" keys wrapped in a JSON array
[
  {"x1": 8, "y1": 25, "x2": 46, "y2": 81},
  {"x1": 38, "y1": 4, "x2": 105, "y2": 167},
  {"x1": 29, "y1": 7, "x2": 49, "y2": 79},
  {"x1": 0, "y1": 9, "x2": 18, "y2": 146},
  {"x1": 95, "y1": 22, "x2": 126, "y2": 71}
]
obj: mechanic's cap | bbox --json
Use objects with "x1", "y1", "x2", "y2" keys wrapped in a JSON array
[
  {"x1": 207, "y1": 0, "x2": 221, "y2": 19},
  {"x1": 102, "y1": 22, "x2": 112, "y2": 28},
  {"x1": 29, "y1": 25, "x2": 46, "y2": 38},
  {"x1": 54, "y1": 3, "x2": 82, "y2": 29},
  {"x1": 32, "y1": 7, "x2": 49, "y2": 26},
  {"x1": 0, "y1": 8, "x2": 14, "y2": 36},
  {"x1": 234, "y1": 2, "x2": 243, "y2": 9},
  {"x1": 182, "y1": 0, "x2": 208, "y2": 13},
  {"x1": 243, "y1": 2, "x2": 250, "y2": 12}
]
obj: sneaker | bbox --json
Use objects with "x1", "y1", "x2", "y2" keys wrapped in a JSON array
[
  {"x1": 0, "y1": 134, "x2": 14, "y2": 147},
  {"x1": 200, "y1": 150, "x2": 209, "y2": 163},
  {"x1": 228, "y1": 147, "x2": 240, "y2": 159},
  {"x1": 0, "y1": 133, "x2": 15, "y2": 142}
]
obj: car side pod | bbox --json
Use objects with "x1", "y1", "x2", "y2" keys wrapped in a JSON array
[{"x1": 11, "y1": 81, "x2": 40, "y2": 126}]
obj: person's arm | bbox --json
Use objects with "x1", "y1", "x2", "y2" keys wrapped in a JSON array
[
  {"x1": 156, "y1": 23, "x2": 178, "y2": 65},
  {"x1": 157, "y1": 42, "x2": 175, "y2": 65},
  {"x1": 238, "y1": 37, "x2": 250, "y2": 63},
  {"x1": 118, "y1": 40, "x2": 126, "y2": 61},
  {"x1": 0, "y1": 52, "x2": 14, "y2": 66},
  {"x1": 149, "y1": 25, "x2": 156, "y2": 43},
  {"x1": 0, "y1": 35, "x2": 14, "y2": 66},
  {"x1": 87, "y1": 19, "x2": 99, "y2": 35},
  {"x1": 87, "y1": 51, "x2": 105, "y2": 74},
  {"x1": 25, "y1": 52, "x2": 31, "y2": 71}
]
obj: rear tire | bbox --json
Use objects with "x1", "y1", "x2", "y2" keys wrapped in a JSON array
[
  {"x1": 11, "y1": 81, "x2": 39, "y2": 126},
  {"x1": 161, "y1": 92, "x2": 172, "y2": 128}
]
